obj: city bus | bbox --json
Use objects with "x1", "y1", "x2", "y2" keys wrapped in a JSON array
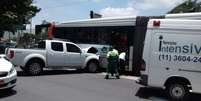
[
  {"x1": 36, "y1": 17, "x2": 139, "y2": 73},
  {"x1": 35, "y1": 12, "x2": 201, "y2": 75}
]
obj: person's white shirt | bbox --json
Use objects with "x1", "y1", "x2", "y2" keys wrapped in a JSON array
[{"x1": 119, "y1": 52, "x2": 126, "y2": 61}]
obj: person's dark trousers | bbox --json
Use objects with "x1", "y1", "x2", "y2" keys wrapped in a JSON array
[
  {"x1": 113, "y1": 57, "x2": 119, "y2": 78},
  {"x1": 109, "y1": 58, "x2": 118, "y2": 76},
  {"x1": 105, "y1": 57, "x2": 119, "y2": 79},
  {"x1": 119, "y1": 59, "x2": 125, "y2": 75},
  {"x1": 105, "y1": 58, "x2": 112, "y2": 79}
]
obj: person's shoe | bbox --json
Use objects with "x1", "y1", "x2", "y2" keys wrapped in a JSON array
[
  {"x1": 111, "y1": 73, "x2": 114, "y2": 76},
  {"x1": 105, "y1": 75, "x2": 109, "y2": 79},
  {"x1": 116, "y1": 75, "x2": 120, "y2": 79}
]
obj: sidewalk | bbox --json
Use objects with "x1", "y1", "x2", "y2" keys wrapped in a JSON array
[{"x1": 98, "y1": 72, "x2": 140, "y2": 80}]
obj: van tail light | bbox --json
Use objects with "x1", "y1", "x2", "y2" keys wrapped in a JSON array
[
  {"x1": 153, "y1": 20, "x2": 160, "y2": 27},
  {"x1": 140, "y1": 60, "x2": 146, "y2": 71},
  {"x1": 9, "y1": 50, "x2": 14, "y2": 59}
]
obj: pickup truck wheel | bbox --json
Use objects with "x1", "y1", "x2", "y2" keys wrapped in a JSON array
[
  {"x1": 26, "y1": 62, "x2": 43, "y2": 75},
  {"x1": 166, "y1": 83, "x2": 189, "y2": 101},
  {"x1": 87, "y1": 61, "x2": 98, "y2": 73}
]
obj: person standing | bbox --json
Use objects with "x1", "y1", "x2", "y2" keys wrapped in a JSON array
[
  {"x1": 119, "y1": 52, "x2": 126, "y2": 75},
  {"x1": 105, "y1": 47, "x2": 120, "y2": 79}
]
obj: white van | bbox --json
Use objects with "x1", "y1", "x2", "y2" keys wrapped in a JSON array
[{"x1": 138, "y1": 19, "x2": 201, "y2": 101}]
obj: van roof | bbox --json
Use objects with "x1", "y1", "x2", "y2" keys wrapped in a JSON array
[
  {"x1": 148, "y1": 19, "x2": 201, "y2": 30},
  {"x1": 165, "y1": 12, "x2": 201, "y2": 20}
]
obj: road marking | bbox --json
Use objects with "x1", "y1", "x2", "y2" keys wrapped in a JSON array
[{"x1": 98, "y1": 73, "x2": 139, "y2": 80}]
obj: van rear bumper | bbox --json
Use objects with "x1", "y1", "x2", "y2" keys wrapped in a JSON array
[{"x1": 136, "y1": 74, "x2": 148, "y2": 86}]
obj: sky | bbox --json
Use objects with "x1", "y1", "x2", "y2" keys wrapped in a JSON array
[{"x1": 32, "y1": 0, "x2": 185, "y2": 26}]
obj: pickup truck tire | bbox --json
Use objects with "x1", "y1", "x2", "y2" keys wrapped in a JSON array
[
  {"x1": 25, "y1": 60, "x2": 43, "y2": 75},
  {"x1": 87, "y1": 61, "x2": 99, "y2": 73},
  {"x1": 166, "y1": 83, "x2": 189, "y2": 101}
]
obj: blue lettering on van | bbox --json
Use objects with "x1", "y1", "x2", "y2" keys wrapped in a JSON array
[
  {"x1": 159, "y1": 54, "x2": 201, "y2": 63},
  {"x1": 158, "y1": 36, "x2": 201, "y2": 55}
]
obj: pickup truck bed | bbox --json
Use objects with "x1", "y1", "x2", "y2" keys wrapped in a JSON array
[{"x1": 8, "y1": 48, "x2": 46, "y2": 67}]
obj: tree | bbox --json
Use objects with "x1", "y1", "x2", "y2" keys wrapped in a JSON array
[
  {"x1": 0, "y1": 0, "x2": 40, "y2": 37},
  {"x1": 42, "y1": 20, "x2": 51, "y2": 25},
  {"x1": 168, "y1": 0, "x2": 201, "y2": 14}
]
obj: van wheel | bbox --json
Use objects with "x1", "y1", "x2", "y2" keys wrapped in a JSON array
[
  {"x1": 166, "y1": 83, "x2": 189, "y2": 101},
  {"x1": 87, "y1": 61, "x2": 98, "y2": 73},
  {"x1": 26, "y1": 61, "x2": 43, "y2": 75}
]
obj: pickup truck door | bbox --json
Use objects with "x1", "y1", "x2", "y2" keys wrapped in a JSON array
[
  {"x1": 65, "y1": 43, "x2": 85, "y2": 67},
  {"x1": 47, "y1": 42, "x2": 65, "y2": 67}
]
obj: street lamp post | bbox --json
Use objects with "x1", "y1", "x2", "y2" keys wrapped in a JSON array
[{"x1": 30, "y1": 18, "x2": 32, "y2": 34}]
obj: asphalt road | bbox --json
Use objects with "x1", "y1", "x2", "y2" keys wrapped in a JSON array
[{"x1": 0, "y1": 69, "x2": 201, "y2": 101}]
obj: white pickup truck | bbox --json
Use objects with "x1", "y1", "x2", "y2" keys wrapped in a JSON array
[{"x1": 6, "y1": 40, "x2": 99, "y2": 75}]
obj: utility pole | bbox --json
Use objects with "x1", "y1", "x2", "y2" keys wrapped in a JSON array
[
  {"x1": 30, "y1": 18, "x2": 32, "y2": 34},
  {"x1": 90, "y1": 10, "x2": 102, "y2": 19}
]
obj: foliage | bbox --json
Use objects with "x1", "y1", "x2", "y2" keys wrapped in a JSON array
[
  {"x1": 168, "y1": 0, "x2": 201, "y2": 14},
  {"x1": 18, "y1": 33, "x2": 35, "y2": 48},
  {"x1": 0, "y1": 0, "x2": 40, "y2": 36}
]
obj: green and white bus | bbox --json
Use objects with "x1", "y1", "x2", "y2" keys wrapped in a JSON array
[{"x1": 35, "y1": 12, "x2": 201, "y2": 74}]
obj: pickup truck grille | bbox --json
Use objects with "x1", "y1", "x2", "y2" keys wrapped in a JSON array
[{"x1": 0, "y1": 72, "x2": 8, "y2": 77}]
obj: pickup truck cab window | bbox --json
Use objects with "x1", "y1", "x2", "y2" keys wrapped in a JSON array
[
  {"x1": 66, "y1": 43, "x2": 81, "y2": 53},
  {"x1": 51, "y1": 42, "x2": 63, "y2": 52}
]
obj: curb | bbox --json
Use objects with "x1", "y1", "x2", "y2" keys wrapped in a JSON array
[{"x1": 98, "y1": 73, "x2": 139, "y2": 80}]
